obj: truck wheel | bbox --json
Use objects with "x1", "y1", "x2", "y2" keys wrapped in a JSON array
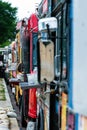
[{"x1": 20, "y1": 101, "x2": 27, "y2": 128}]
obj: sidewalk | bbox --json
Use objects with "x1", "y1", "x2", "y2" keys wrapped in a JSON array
[{"x1": 0, "y1": 78, "x2": 19, "y2": 130}]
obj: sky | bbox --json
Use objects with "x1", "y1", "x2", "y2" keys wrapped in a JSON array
[{"x1": 3, "y1": 0, "x2": 41, "y2": 20}]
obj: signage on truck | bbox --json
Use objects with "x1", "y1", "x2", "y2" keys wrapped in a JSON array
[
  {"x1": 79, "y1": 115, "x2": 87, "y2": 130},
  {"x1": 61, "y1": 93, "x2": 67, "y2": 130},
  {"x1": 67, "y1": 111, "x2": 75, "y2": 130}
]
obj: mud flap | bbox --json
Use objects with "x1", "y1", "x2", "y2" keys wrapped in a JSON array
[{"x1": 38, "y1": 108, "x2": 44, "y2": 130}]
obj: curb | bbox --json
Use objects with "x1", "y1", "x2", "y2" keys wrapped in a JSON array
[{"x1": 0, "y1": 78, "x2": 19, "y2": 130}]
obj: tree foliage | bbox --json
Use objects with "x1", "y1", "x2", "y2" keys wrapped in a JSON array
[{"x1": 0, "y1": 0, "x2": 17, "y2": 46}]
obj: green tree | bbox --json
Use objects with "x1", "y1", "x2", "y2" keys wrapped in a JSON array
[{"x1": 0, "y1": 0, "x2": 17, "y2": 47}]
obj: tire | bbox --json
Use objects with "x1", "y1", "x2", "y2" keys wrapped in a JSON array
[{"x1": 20, "y1": 97, "x2": 27, "y2": 128}]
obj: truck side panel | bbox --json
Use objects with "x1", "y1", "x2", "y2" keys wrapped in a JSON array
[{"x1": 71, "y1": 0, "x2": 87, "y2": 116}]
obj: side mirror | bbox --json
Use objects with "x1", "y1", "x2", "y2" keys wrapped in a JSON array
[
  {"x1": 54, "y1": 55, "x2": 60, "y2": 78},
  {"x1": 7, "y1": 111, "x2": 17, "y2": 118}
]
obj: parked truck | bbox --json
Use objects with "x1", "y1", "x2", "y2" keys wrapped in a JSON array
[
  {"x1": 37, "y1": 0, "x2": 87, "y2": 129},
  {"x1": 15, "y1": 0, "x2": 73, "y2": 129},
  {"x1": 6, "y1": 0, "x2": 87, "y2": 129}
]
